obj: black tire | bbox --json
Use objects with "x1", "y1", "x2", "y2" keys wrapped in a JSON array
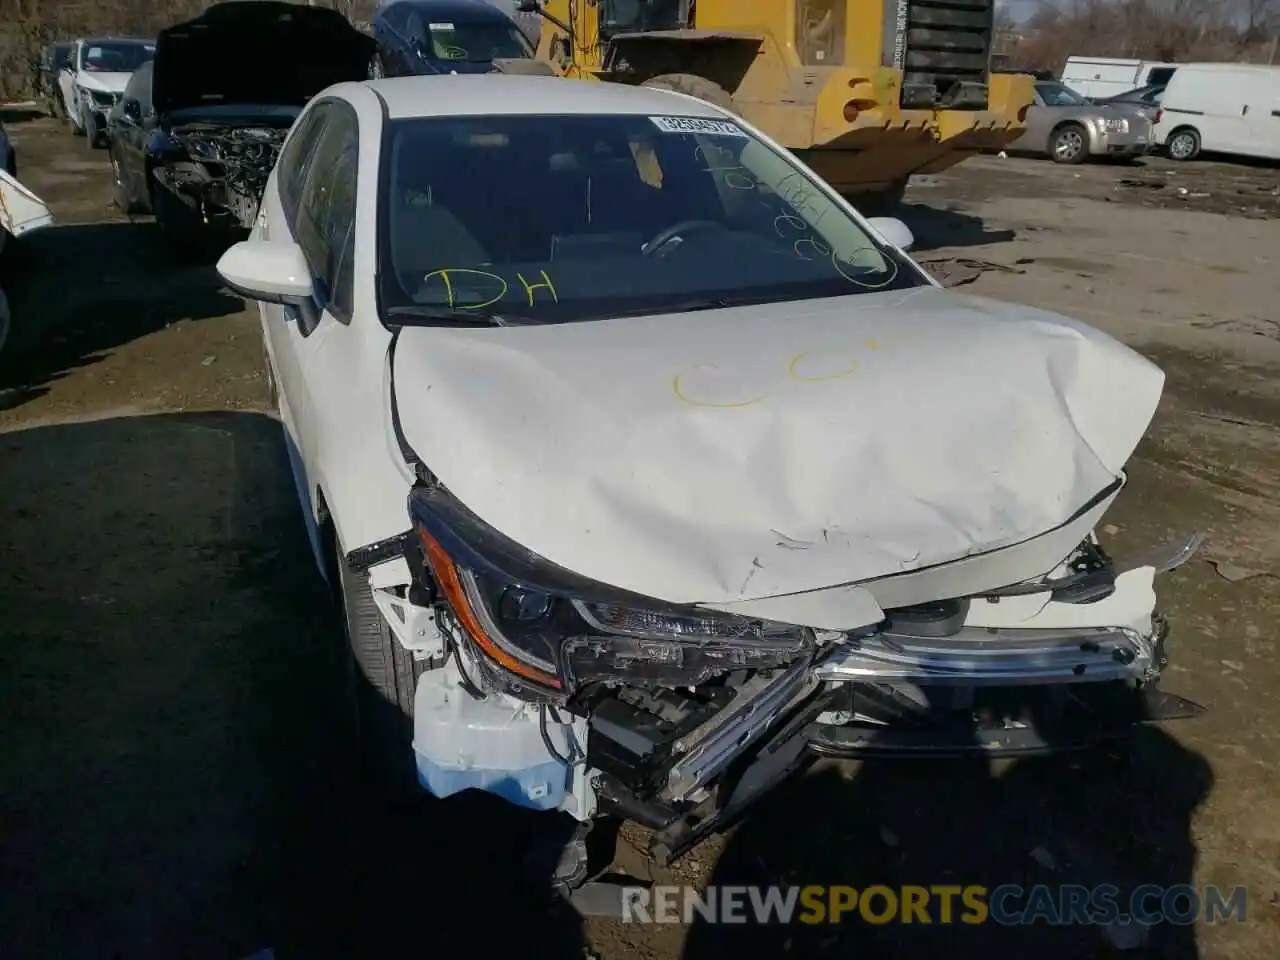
[
  {"x1": 110, "y1": 151, "x2": 142, "y2": 214},
  {"x1": 333, "y1": 530, "x2": 428, "y2": 800},
  {"x1": 1166, "y1": 127, "x2": 1201, "y2": 162},
  {"x1": 641, "y1": 73, "x2": 738, "y2": 115},
  {"x1": 83, "y1": 110, "x2": 104, "y2": 150},
  {"x1": 1050, "y1": 122, "x2": 1088, "y2": 165}
]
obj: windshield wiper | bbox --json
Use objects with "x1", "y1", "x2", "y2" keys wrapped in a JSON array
[{"x1": 385, "y1": 305, "x2": 534, "y2": 327}]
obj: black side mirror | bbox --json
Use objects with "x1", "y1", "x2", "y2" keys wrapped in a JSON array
[{"x1": 123, "y1": 99, "x2": 142, "y2": 121}]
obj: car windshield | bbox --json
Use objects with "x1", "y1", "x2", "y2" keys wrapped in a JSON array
[
  {"x1": 81, "y1": 41, "x2": 154, "y2": 73},
  {"x1": 421, "y1": 21, "x2": 532, "y2": 62},
  {"x1": 1037, "y1": 82, "x2": 1088, "y2": 107},
  {"x1": 378, "y1": 113, "x2": 924, "y2": 324}
]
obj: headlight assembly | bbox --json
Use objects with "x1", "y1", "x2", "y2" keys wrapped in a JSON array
[{"x1": 411, "y1": 508, "x2": 814, "y2": 699}]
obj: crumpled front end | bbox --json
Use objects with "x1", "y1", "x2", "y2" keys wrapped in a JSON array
[{"x1": 376, "y1": 474, "x2": 1204, "y2": 866}]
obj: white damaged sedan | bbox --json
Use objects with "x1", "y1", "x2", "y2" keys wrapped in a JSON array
[{"x1": 218, "y1": 75, "x2": 1203, "y2": 880}]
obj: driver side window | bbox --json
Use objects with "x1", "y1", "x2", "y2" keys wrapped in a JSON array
[{"x1": 291, "y1": 104, "x2": 359, "y2": 322}]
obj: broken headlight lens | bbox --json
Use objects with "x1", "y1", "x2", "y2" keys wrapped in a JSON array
[{"x1": 414, "y1": 524, "x2": 813, "y2": 696}]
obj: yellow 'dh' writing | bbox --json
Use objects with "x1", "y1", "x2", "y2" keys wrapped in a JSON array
[
  {"x1": 796, "y1": 885, "x2": 989, "y2": 925},
  {"x1": 672, "y1": 338, "x2": 890, "y2": 409},
  {"x1": 516, "y1": 269, "x2": 558, "y2": 306},
  {"x1": 421, "y1": 268, "x2": 560, "y2": 309}
]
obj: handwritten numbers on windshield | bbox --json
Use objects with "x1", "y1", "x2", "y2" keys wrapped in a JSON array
[
  {"x1": 421, "y1": 268, "x2": 560, "y2": 309},
  {"x1": 690, "y1": 144, "x2": 887, "y2": 281},
  {"x1": 693, "y1": 141, "x2": 758, "y2": 192}
]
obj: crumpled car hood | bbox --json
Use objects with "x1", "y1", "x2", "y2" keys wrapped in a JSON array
[
  {"x1": 392, "y1": 287, "x2": 1164, "y2": 606},
  {"x1": 152, "y1": 1, "x2": 375, "y2": 114},
  {"x1": 0, "y1": 169, "x2": 54, "y2": 241},
  {"x1": 76, "y1": 72, "x2": 133, "y2": 94}
]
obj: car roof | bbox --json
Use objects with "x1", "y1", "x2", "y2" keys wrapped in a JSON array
[
  {"x1": 366, "y1": 74, "x2": 728, "y2": 121},
  {"x1": 380, "y1": 0, "x2": 518, "y2": 22}
]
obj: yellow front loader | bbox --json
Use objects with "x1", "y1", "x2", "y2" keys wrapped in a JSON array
[{"x1": 518, "y1": 0, "x2": 1034, "y2": 207}]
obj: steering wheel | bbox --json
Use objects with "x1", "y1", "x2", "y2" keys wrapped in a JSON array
[{"x1": 641, "y1": 219, "x2": 726, "y2": 256}]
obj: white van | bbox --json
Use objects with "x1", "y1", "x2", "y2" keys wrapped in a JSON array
[
  {"x1": 1061, "y1": 57, "x2": 1179, "y2": 99},
  {"x1": 1153, "y1": 62, "x2": 1280, "y2": 162}
]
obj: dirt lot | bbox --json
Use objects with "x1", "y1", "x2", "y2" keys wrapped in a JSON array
[{"x1": 2, "y1": 107, "x2": 1279, "y2": 959}]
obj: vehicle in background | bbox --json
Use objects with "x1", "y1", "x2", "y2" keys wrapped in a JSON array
[
  {"x1": 38, "y1": 41, "x2": 74, "y2": 118},
  {"x1": 1007, "y1": 80, "x2": 1150, "y2": 164},
  {"x1": 104, "y1": 61, "x2": 155, "y2": 215},
  {"x1": 369, "y1": 0, "x2": 541, "y2": 78},
  {"x1": 58, "y1": 37, "x2": 155, "y2": 147},
  {"x1": 0, "y1": 169, "x2": 55, "y2": 361},
  {"x1": 1061, "y1": 57, "x2": 1177, "y2": 100},
  {"x1": 516, "y1": 0, "x2": 1036, "y2": 212},
  {"x1": 1092, "y1": 83, "x2": 1165, "y2": 124},
  {"x1": 1153, "y1": 63, "x2": 1280, "y2": 163},
  {"x1": 216, "y1": 74, "x2": 1201, "y2": 887},
  {"x1": 0, "y1": 119, "x2": 14, "y2": 177},
  {"x1": 136, "y1": 1, "x2": 373, "y2": 257}
]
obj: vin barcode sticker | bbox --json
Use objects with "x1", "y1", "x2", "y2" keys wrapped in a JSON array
[{"x1": 648, "y1": 116, "x2": 748, "y2": 137}]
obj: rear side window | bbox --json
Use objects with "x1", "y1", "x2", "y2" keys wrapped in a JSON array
[
  {"x1": 277, "y1": 102, "x2": 331, "y2": 221},
  {"x1": 291, "y1": 103, "x2": 359, "y2": 321},
  {"x1": 1147, "y1": 67, "x2": 1176, "y2": 86}
]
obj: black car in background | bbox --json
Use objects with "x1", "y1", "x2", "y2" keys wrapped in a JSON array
[
  {"x1": 369, "y1": 0, "x2": 535, "y2": 77},
  {"x1": 38, "y1": 42, "x2": 74, "y2": 118},
  {"x1": 104, "y1": 60, "x2": 154, "y2": 214},
  {"x1": 105, "y1": 1, "x2": 373, "y2": 256}
]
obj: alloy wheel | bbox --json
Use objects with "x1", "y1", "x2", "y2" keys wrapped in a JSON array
[{"x1": 1053, "y1": 128, "x2": 1084, "y2": 162}]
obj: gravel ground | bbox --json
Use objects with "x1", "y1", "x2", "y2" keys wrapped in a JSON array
[{"x1": 2, "y1": 107, "x2": 1278, "y2": 959}]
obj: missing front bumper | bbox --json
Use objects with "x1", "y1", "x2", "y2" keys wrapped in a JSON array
[
  {"x1": 806, "y1": 683, "x2": 1204, "y2": 759},
  {"x1": 812, "y1": 615, "x2": 1167, "y2": 687}
]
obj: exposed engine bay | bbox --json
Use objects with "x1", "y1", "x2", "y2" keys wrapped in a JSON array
[
  {"x1": 154, "y1": 124, "x2": 289, "y2": 229},
  {"x1": 146, "y1": 1, "x2": 374, "y2": 238}
]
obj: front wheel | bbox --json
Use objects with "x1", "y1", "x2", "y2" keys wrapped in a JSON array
[
  {"x1": 1050, "y1": 123, "x2": 1088, "y2": 165},
  {"x1": 110, "y1": 152, "x2": 141, "y2": 214},
  {"x1": 81, "y1": 106, "x2": 103, "y2": 148},
  {"x1": 333, "y1": 531, "x2": 427, "y2": 800}
]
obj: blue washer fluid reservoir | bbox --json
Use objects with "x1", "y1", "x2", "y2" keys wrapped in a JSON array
[{"x1": 412, "y1": 662, "x2": 572, "y2": 811}]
